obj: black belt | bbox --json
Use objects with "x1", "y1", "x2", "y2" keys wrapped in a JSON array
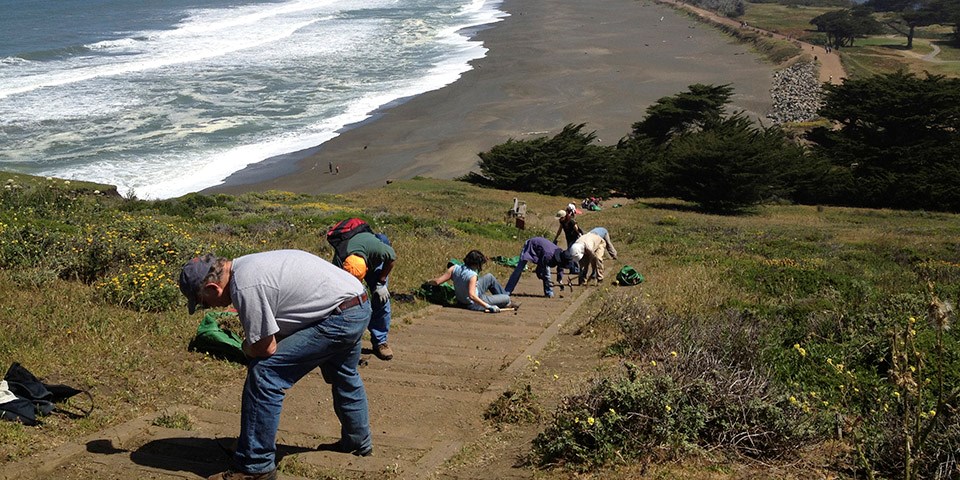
[{"x1": 337, "y1": 292, "x2": 368, "y2": 312}]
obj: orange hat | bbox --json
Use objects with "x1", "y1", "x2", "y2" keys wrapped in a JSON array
[{"x1": 342, "y1": 254, "x2": 367, "y2": 281}]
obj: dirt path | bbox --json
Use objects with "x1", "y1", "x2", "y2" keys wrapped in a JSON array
[
  {"x1": 1, "y1": 271, "x2": 600, "y2": 480},
  {"x1": 657, "y1": 0, "x2": 846, "y2": 84}
]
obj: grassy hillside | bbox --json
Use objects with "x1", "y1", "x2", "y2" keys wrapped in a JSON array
[
  {"x1": 2, "y1": 173, "x2": 960, "y2": 477},
  {"x1": 740, "y1": 2, "x2": 960, "y2": 79}
]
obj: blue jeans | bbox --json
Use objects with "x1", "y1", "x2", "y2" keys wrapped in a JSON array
[
  {"x1": 367, "y1": 233, "x2": 393, "y2": 345},
  {"x1": 235, "y1": 300, "x2": 372, "y2": 474},
  {"x1": 364, "y1": 274, "x2": 391, "y2": 345},
  {"x1": 505, "y1": 260, "x2": 554, "y2": 297},
  {"x1": 467, "y1": 273, "x2": 511, "y2": 311}
]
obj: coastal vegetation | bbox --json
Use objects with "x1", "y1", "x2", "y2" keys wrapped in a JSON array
[
  {"x1": 2, "y1": 173, "x2": 960, "y2": 478},
  {"x1": 736, "y1": 0, "x2": 960, "y2": 78},
  {"x1": 465, "y1": 72, "x2": 960, "y2": 214}
]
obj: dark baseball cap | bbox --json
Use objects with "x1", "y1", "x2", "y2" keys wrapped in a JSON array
[
  {"x1": 552, "y1": 249, "x2": 574, "y2": 269},
  {"x1": 179, "y1": 255, "x2": 216, "y2": 314}
]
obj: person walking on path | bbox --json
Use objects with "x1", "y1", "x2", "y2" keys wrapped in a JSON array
[
  {"x1": 427, "y1": 250, "x2": 517, "y2": 313},
  {"x1": 570, "y1": 227, "x2": 618, "y2": 285},
  {"x1": 178, "y1": 250, "x2": 372, "y2": 480},
  {"x1": 334, "y1": 231, "x2": 397, "y2": 361},
  {"x1": 553, "y1": 205, "x2": 583, "y2": 248},
  {"x1": 504, "y1": 237, "x2": 574, "y2": 298}
]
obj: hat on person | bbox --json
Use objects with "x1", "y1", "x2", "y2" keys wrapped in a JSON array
[
  {"x1": 552, "y1": 248, "x2": 574, "y2": 269},
  {"x1": 566, "y1": 203, "x2": 577, "y2": 214},
  {"x1": 342, "y1": 254, "x2": 368, "y2": 281},
  {"x1": 556, "y1": 209, "x2": 567, "y2": 219},
  {"x1": 179, "y1": 255, "x2": 217, "y2": 314},
  {"x1": 569, "y1": 243, "x2": 585, "y2": 263}
]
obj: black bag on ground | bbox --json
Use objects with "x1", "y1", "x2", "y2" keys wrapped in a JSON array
[
  {"x1": 1, "y1": 362, "x2": 92, "y2": 425},
  {"x1": 326, "y1": 218, "x2": 373, "y2": 265}
]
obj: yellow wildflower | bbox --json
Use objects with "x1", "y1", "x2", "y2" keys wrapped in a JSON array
[{"x1": 587, "y1": 417, "x2": 595, "y2": 426}]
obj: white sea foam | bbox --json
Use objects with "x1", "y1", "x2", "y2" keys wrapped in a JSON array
[{"x1": 2, "y1": 0, "x2": 509, "y2": 199}]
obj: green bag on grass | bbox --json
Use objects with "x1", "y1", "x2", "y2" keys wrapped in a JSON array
[
  {"x1": 491, "y1": 255, "x2": 523, "y2": 268},
  {"x1": 614, "y1": 265, "x2": 644, "y2": 286},
  {"x1": 416, "y1": 281, "x2": 458, "y2": 306},
  {"x1": 189, "y1": 311, "x2": 247, "y2": 364}
]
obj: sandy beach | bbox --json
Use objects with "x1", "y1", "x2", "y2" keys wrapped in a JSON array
[{"x1": 206, "y1": 0, "x2": 777, "y2": 196}]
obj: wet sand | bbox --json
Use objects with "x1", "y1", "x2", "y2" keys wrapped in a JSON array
[{"x1": 206, "y1": 0, "x2": 776, "y2": 196}]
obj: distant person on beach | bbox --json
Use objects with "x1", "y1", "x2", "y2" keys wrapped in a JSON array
[
  {"x1": 332, "y1": 231, "x2": 397, "y2": 361},
  {"x1": 329, "y1": 162, "x2": 333, "y2": 174},
  {"x1": 504, "y1": 237, "x2": 575, "y2": 298},
  {"x1": 427, "y1": 250, "x2": 518, "y2": 313},
  {"x1": 570, "y1": 227, "x2": 618, "y2": 285},
  {"x1": 336, "y1": 164, "x2": 341, "y2": 175},
  {"x1": 553, "y1": 206, "x2": 583, "y2": 248},
  {"x1": 178, "y1": 250, "x2": 372, "y2": 480}
]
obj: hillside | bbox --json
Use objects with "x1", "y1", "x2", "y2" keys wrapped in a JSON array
[{"x1": 2, "y1": 174, "x2": 960, "y2": 478}]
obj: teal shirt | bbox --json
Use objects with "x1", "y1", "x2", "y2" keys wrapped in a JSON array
[{"x1": 344, "y1": 232, "x2": 396, "y2": 268}]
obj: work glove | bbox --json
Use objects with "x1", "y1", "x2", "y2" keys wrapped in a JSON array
[
  {"x1": 375, "y1": 282, "x2": 390, "y2": 303},
  {"x1": 486, "y1": 305, "x2": 501, "y2": 313}
]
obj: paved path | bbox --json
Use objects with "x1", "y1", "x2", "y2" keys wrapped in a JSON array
[{"x1": 1, "y1": 273, "x2": 589, "y2": 480}]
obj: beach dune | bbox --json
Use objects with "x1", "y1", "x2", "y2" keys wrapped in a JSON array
[{"x1": 207, "y1": 0, "x2": 776, "y2": 196}]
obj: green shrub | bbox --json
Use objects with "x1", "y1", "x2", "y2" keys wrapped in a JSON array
[
  {"x1": 538, "y1": 295, "x2": 813, "y2": 470},
  {"x1": 533, "y1": 360, "x2": 810, "y2": 470},
  {"x1": 95, "y1": 262, "x2": 181, "y2": 312}
]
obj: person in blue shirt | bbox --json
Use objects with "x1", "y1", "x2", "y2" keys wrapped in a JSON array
[
  {"x1": 504, "y1": 237, "x2": 575, "y2": 297},
  {"x1": 427, "y1": 250, "x2": 517, "y2": 312}
]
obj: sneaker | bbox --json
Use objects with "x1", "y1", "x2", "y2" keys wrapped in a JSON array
[
  {"x1": 207, "y1": 469, "x2": 277, "y2": 480},
  {"x1": 373, "y1": 342, "x2": 393, "y2": 361}
]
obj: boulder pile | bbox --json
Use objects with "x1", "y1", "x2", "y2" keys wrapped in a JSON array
[{"x1": 766, "y1": 61, "x2": 823, "y2": 125}]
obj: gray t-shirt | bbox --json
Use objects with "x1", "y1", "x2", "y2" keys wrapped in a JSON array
[{"x1": 230, "y1": 249, "x2": 365, "y2": 344}]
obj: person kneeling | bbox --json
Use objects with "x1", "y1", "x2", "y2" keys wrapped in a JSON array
[{"x1": 427, "y1": 250, "x2": 518, "y2": 313}]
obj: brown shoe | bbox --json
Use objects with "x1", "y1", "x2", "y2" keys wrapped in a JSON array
[
  {"x1": 207, "y1": 469, "x2": 277, "y2": 480},
  {"x1": 373, "y1": 342, "x2": 393, "y2": 361}
]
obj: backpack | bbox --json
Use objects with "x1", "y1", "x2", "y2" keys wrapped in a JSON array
[
  {"x1": 326, "y1": 218, "x2": 373, "y2": 265},
  {"x1": 416, "y1": 281, "x2": 458, "y2": 306},
  {"x1": 615, "y1": 265, "x2": 644, "y2": 286},
  {"x1": 491, "y1": 255, "x2": 521, "y2": 268},
  {"x1": 188, "y1": 311, "x2": 247, "y2": 365},
  {"x1": 1, "y1": 363, "x2": 92, "y2": 425}
]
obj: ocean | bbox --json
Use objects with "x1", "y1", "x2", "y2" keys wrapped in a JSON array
[{"x1": 0, "y1": 0, "x2": 505, "y2": 199}]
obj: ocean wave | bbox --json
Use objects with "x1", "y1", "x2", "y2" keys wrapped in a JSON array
[{"x1": 2, "y1": 0, "x2": 509, "y2": 199}]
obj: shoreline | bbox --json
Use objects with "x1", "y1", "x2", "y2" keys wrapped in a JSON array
[{"x1": 205, "y1": 0, "x2": 778, "y2": 197}]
